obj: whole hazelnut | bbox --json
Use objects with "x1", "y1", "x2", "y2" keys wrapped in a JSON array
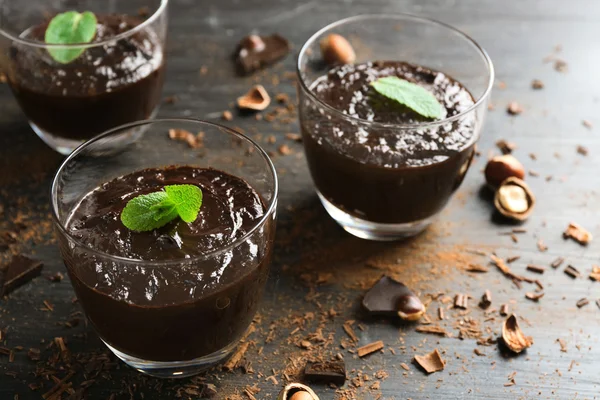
[
  {"x1": 484, "y1": 155, "x2": 525, "y2": 188},
  {"x1": 320, "y1": 33, "x2": 356, "y2": 66}
]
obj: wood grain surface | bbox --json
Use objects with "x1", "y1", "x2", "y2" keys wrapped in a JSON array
[{"x1": 1, "y1": 0, "x2": 600, "y2": 399}]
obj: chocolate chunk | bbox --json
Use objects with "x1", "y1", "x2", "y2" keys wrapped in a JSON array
[
  {"x1": 479, "y1": 290, "x2": 492, "y2": 309},
  {"x1": 362, "y1": 276, "x2": 425, "y2": 321},
  {"x1": 304, "y1": 360, "x2": 346, "y2": 385},
  {"x1": 564, "y1": 265, "x2": 581, "y2": 279},
  {"x1": 0, "y1": 255, "x2": 43, "y2": 296},
  {"x1": 235, "y1": 34, "x2": 290, "y2": 75}
]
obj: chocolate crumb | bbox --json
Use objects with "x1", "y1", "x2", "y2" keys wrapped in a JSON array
[
  {"x1": 576, "y1": 145, "x2": 588, "y2": 156},
  {"x1": 222, "y1": 111, "x2": 233, "y2": 121},
  {"x1": 564, "y1": 265, "x2": 581, "y2": 279},
  {"x1": 554, "y1": 59, "x2": 568, "y2": 73},
  {"x1": 496, "y1": 140, "x2": 517, "y2": 154},
  {"x1": 466, "y1": 264, "x2": 488, "y2": 273},
  {"x1": 589, "y1": 266, "x2": 600, "y2": 281},
  {"x1": 537, "y1": 239, "x2": 548, "y2": 252},
  {"x1": 507, "y1": 102, "x2": 523, "y2": 115},
  {"x1": 499, "y1": 304, "x2": 509, "y2": 316},
  {"x1": 479, "y1": 290, "x2": 492, "y2": 309},
  {"x1": 531, "y1": 79, "x2": 544, "y2": 89},
  {"x1": 557, "y1": 338, "x2": 567, "y2": 352},
  {"x1": 551, "y1": 257, "x2": 565, "y2": 268},
  {"x1": 525, "y1": 292, "x2": 544, "y2": 302},
  {"x1": 278, "y1": 145, "x2": 292, "y2": 156},
  {"x1": 414, "y1": 349, "x2": 445, "y2": 374},
  {"x1": 563, "y1": 222, "x2": 592, "y2": 245},
  {"x1": 576, "y1": 298, "x2": 589, "y2": 308},
  {"x1": 415, "y1": 325, "x2": 449, "y2": 337},
  {"x1": 526, "y1": 265, "x2": 545, "y2": 274},
  {"x1": 582, "y1": 120, "x2": 593, "y2": 129}
]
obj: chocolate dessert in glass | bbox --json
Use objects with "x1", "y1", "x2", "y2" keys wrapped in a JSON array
[
  {"x1": 0, "y1": 0, "x2": 168, "y2": 154},
  {"x1": 297, "y1": 14, "x2": 494, "y2": 240},
  {"x1": 51, "y1": 119, "x2": 278, "y2": 377}
]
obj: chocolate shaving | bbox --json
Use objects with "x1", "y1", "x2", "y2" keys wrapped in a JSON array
[
  {"x1": 589, "y1": 266, "x2": 600, "y2": 281},
  {"x1": 415, "y1": 325, "x2": 449, "y2": 337},
  {"x1": 234, "y1": 34, "x2": 290, "y2": 75},
  {"x1": 557, "y1": 338, "x2": 567, "y2": 352},
  {"x1": 490, "y1": 254, "x2": 523, "y2": 282},
  {"x1": 304, "y1": 360, "x2": 346, "y2": 385},
  {"x1": 414, "y1": 349, "x2": 445, "y2": 373},
  {"x1": 576, "y1": 298, "x2": 589, "y2": 308},
  {"x1": 223, "y1": 342, "x2": 250, "y2": 371},
  {"x1": 525, "y1": 291, "x2": 544, "y2": 301},
  {"x1": 531, "y1": 79, "x2": 544, "y2": 89},
  {"x1": 0, "y1": 255, "x2": 43, "y2": 296},
  {"x1": 362, "y1": 276, "x2": 425, "y2": 321},
  {"x1": 465, "y1": 264, "x2": 488, "y2": 273},
  {"x1": 507, "y1": 102, "x2": 523, "y2": 115},
  {"x1": 454, "y1": 293, "x2": 469, "y2": 309},
  {"x1": 496, "y1": 140, "x2": 517, "y2": 154},
  {"x1": 499, "y1": 304, "x2": 509, "y2": 317},
  {"x1": 564, "y1": 265, "x2": 581, "y2": 279},
  {"x1": 357, "y1": 341, "x2": 384, "y2": 358},
  {"x1": 502, "y1": 314, "x2": 533, "y2": 353},
  {"x1": 551, "y1": 257, "x2": 564, "y2": 268},
  {"x1": 342, "y1": 321, "x2": 358, "y2": 343},
  {"x1": 563, "y1": 222, "x2": 592, "y2": 245},
  {"x1": 479, "y1": 290, "x2": 492, "y2": 309},
  {"x1": 526, "y1": 265, "x2": 545, "y2": 274}
]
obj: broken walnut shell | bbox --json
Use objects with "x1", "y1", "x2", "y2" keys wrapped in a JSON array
[
  {"x1": 502, "y1": 314, "x2": 533, "y2": 353},
  {"x1": 484, "y1": 154, "x2": 525, "y2": 188},
  {"x1": 320, "y1": 33, "x2": 356, "y2": 66},
  {"x1": 362, "y1": 276, "x2": 426, "y2": 321},
  {"x1": 277, "y1": 383, "x2": 320, "y2": 400},
  {"x1": 494, "y1": 177, "x2": 535, "y2": 221},
  {"x1": 237, "y1": 85, "x2": 271, "y2": 111}
]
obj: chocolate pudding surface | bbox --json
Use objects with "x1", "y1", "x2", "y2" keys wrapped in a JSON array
[
  {"x1": 301, "y1": 61, "x2": 477, "y2": 223},
  {"x1": 8, "y1": 14, "x2": 165, "y2": 140},
  {"x1": 61, "y1": 166, "x2": 272, "y2": 361}
]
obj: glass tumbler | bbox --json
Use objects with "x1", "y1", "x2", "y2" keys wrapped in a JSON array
[
  {"x1": 51, "y1": 119, "x2": 278, "y2": 378},
  {"x1": 0, "y1": 0, "x2": 168, "y2": 154},
  {"x1": 297, "y1": 14, "x2": 494, "y2": 241}
]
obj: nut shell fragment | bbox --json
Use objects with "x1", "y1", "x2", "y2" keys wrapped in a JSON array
[
  {"x1": 502, "y1": 314, "x2": 533, "y2": 353},
  {"x1": 494, "y1": 177, "x2": 535, "y2": 221},
  {"x1": 277, "y1": 383, "x2": 319, "y2": 400},
  {"x1": 237, "y1": 85, "x2": 271, "y2": 111}
]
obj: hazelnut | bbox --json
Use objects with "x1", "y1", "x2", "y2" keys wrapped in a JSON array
[
  {"x1": 237, "y1": 84, "x2": 271, "y2": 111},
  {"x1": 484, "y1": 155, "x2": 525, "y2": 188},
  {"x1": 320, "y1": 33, "x2": 356, "y2": 66},
  {"x1": 494, "y1": 177, "x2": 535, "y2": 221},
  {"x1": 277, "y1": 383, "x2": 319, "y2": 400},
  {"x1": 289, "y1": 392, "x2": 314, "y2": 400}
]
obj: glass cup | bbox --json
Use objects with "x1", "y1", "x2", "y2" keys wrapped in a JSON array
[
  {"x1": 51, "y1": 119, "x2": 278, "y2": 378},
  {"x1": 297, "y1": 14, "x2": 494, "y2": 241},
  {"x1": 0, "y1": 0, "x2": 168, "y2": 155}
]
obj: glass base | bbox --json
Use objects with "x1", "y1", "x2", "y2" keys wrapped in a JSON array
[
  {"x1": 104, "y1": 339, "x2": 239, "y2": 378},
  {"x1": 317, "y1": 191, "x2": 433, "y2": 241},
  {"x1": 30, "y1": 109, "x2": 158, "y2": 155}
]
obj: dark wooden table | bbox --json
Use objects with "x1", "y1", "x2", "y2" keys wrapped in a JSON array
[{"x1": 2, "y1": 0, "x2": 600, "y2": 398}]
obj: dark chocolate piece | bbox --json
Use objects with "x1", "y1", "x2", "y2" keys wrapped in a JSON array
[
  {"x1": 564, "y1": 265, "x2": 581, "y2": 279},
  {"x1": 304, "y1": 360, "x2": 346, "y2": 385},
  {"x1": 362, "y1": 276, "x2": 425, "y2": 320},
  {"x1": 235, "y1": 34, "x2": 290, "y2": 75},
  {"x1": 0, "y1": 255, "x2": 43, "y2": 296},
  {"x1": 526, "y1": 265, "x2": 545, "y2": 274}
]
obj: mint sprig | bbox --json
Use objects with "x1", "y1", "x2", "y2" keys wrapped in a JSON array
[
  {"x1": 121, "y1": 185, "x2": 203, "y2": 232},
  {"x1": 45, "y1": 11, "x2": 97, "y2": 64},
  {"x1": 370, "y1": 76, "x2": 444, "y2": 119}
]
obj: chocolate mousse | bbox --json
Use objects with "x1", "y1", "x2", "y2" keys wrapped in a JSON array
[
  {"x1": 61, "y1": 166, "x2": 273, "y2": 361},
  {"x1": 6, "y1": 14, "x2": 165, "y2": 140},
  {"x1": 301, "y1": 61, "x2": 477, "y2": 224}
]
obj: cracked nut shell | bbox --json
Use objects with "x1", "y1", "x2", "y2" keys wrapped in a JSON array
[
  {"x1": 494, "y1": 177, "x2": 535, "y2": 221},
  {"x1": 502, "y1": 314, "x2": 533, "y2": 353},
  {"x1": 277, "y1": 383, "x2": 320, "y2": 400},
  {"x1": 237, "y1": 85, "x2": 271, "y2": 111},
  {"x1": 484, "y1": 155, "x2": 525, "y2": 188},
  {"x1": 320, "y1": 33, "x2": 356, "y2": 66}
]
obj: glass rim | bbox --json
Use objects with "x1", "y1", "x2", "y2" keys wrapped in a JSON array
[
  {"x1": 50, "y1": 118, "x2": 279, "y2": 266},
  {"x1": 0, "y1": 0, "x2": 168, "y2": 50},
  {"x1": 296, "y1": 13, "x2": 495, "y2": 130}
]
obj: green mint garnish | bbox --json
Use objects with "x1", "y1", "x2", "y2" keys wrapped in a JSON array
[
  {"x1": 120, "y1": 185, "x2": 203, "y2": 232},
  {"x1": 370, "y1": 76, "x2": 444, "y2": 119},
  {"x1": 45, "y1": 11, "x2": 97, "y2": 64}
]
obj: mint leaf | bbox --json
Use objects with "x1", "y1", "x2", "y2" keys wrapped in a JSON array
[
  {"x1": 120, "y1": 185, "x2": 203, "y2": 232},
  {"x1": 45, "y1": 11, "x2": 97, "y2": 64},
  {"x1": 370, "y1": 76, "x2": 444, "y2": 119},
  {"x1": 164, "y1": 185, "x2": 203, "y2": 223}
]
